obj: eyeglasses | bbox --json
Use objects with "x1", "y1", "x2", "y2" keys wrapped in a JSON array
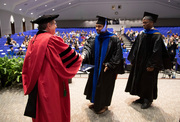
[
  {"x1": 54, "y1": 23, "x2": 57, "y2": 26},
  {"x1": 51, "y1": 22, "x2": 57, "y2": 26}
]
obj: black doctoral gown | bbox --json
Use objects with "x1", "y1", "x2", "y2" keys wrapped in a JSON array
[
  {"x1": 82, "y1": 34, "x2": 124, "y2": 112},
  {"x1": 125, "y1": 31, "x2": 171, "y2": 102}
]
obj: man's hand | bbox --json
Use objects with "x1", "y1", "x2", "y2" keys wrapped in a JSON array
[
  {"x1": 104, "y1": 64, "x2": 108, "y2": 72},
  {"x1": 146, "y1": 67, "x2": 154, "y2": 72}
]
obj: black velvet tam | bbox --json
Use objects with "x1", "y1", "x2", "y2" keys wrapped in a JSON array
[{"x1": 31, "y1": 14, "x2": 59, "y2": 24}]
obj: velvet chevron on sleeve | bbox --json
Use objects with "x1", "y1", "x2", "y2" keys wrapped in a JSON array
[{"x1": 46, "y1": 36, "x2": 82, "y2": 80}]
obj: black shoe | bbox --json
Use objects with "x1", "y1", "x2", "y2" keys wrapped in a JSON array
[
  {"x1": 141, "y1": 99, "x2": 152, "y2": 109},
  {"x1": 95, "y1": 107, "x2": 108, "y2": 114},
  {"x1": 133, "y1": 98, "x2": 144, "y2": 104},
  {"x1": 88, "y1": 104, "x2": 94, "y2": 110}
]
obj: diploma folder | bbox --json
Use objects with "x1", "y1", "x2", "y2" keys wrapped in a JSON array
[{"x1": 79, "y1": 64, "x2": 94, "y2": 72}]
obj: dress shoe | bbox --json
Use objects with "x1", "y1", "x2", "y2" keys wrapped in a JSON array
[
  {"x1": 133, "y1": 98, "x2": 144, "y2": 104},
  {"x1": 88, "y1": 103, "x2": 94, "y2": 110},
  {"x1": 96, "y1": 106, "x2": 108, "y2": 114},
  {"x1": 141, "y1": 99, "x2": 152, "y2": 109}
]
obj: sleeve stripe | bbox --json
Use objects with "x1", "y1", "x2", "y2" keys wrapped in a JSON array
[
  {"x1": 153, "y1": 32, "x2": 161, "y2": 34},
  {"x1": 62, "y1": 51, "x2": 76, "y2": 63},
  {"x1": 66, "y1": 55, "x2": 79, "y2": 68},
  {"x1": 59, "y1": 46, "x2": 72, "y2": 57}
]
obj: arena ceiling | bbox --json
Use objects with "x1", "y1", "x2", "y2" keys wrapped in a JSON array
[{"x1": 0, "y1": 0, "x2": 180, "y2": 20}]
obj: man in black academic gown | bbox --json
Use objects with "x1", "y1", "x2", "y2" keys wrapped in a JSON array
[
  {"x1": 125, "y1": 12, "x2": 171, "y2": 109},
  {"x1": 82, "y1": 16, "x2": 124, "y2": 114}
]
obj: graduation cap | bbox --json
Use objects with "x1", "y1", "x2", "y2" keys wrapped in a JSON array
[
  {"x1": 31, "y1": 14, "x2": 59, "y2": 24},
  {"x1": 96, "y1": 16, "x2": 111, "y2": 25},
  {"x1": 143, "y1": 12, "x2": 158, "y2": 23}
]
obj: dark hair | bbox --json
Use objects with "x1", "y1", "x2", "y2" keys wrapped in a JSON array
[
  {"x1": 38, "y1": 20, "x2": 54, "y2": 30},
  {"x1": 7, "y1": 37, "x2": 11, "y2": 41},
  {"x1": 7, "y1": 37, "x2": 11, "y2": 45},
  {"x1": 38, "y1": 23, "x2": 47, "y2": 30}
]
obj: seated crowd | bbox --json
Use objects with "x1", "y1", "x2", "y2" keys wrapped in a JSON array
[
  {"x1": 4, "y1": 34, "x2": 32, "y2": 49},
  {"x1": 125, "y1": 28, "x2": 180, "y2": 52},
  {"x1": 7, "y1": 46, "x2": 26, "y2": 58},
  {"x1": 1, "y1": 29, "x2": 99, "y2": 58},
  {"x1": 1, "y1": 28, "x2": 129, "y2": 60},
  {"x1": 57, "y1": 30, "x2": 96, "y2": 53}
]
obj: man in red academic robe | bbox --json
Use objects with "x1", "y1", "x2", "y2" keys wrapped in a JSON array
[{"x1": 22, "y1": 15, "x2": 82, "y2": 122}]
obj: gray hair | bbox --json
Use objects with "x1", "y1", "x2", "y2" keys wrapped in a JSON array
[{"x1": 143, "y1": 16, "x2": 154, "y2": 22}]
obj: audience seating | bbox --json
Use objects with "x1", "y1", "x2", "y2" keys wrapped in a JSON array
[
  {"x1": 124, "y1": 26, "x2": 180, "y2": 69},
  {"x1": 125, "y1": 27, "x2": 180, "y2": 37},
  {"x1": 0, "y1": 28, "x2": 113, "y2": 58}
]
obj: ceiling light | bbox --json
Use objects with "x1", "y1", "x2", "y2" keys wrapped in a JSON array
[
  {"x1": 31, "y1": 13, "x2": 33, "y2": 15},
  {"x1": 52, "y1": 9, "x2": 55, "y2": 11},
  {"x1": 35, "y1": 0, "x2": 37, "y2": 1},
  {"x1": 39, "y1": 16, "x2": 41, "y2": 17},
  {"x1": 19, "y1": 8, "x2": 22, "y2": 11},
  {"x1": 69, "y1": 3, "x2": 71, "y2": 5},
  {"x1": 4, "y1": 3, "x2": 6, "y2": 5},
  {"x1": 45, "y1": 5, "x2": 47, "y2": 7},
  {"x1": 22, "y1": 18, "x2": 25, "y2": 22}
]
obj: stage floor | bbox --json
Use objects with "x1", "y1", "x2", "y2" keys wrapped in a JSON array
[{"x1": 0, "y1": 72, "x2": 180, "y2": 122}]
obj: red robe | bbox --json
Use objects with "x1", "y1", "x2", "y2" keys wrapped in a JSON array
[{"x1": 22, "y1": 32, "x2": 82, "y2": 122}]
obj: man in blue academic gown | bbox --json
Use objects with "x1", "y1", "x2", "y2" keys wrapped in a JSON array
[{"x1": 82, "y1": 16, "x2": 124, "y2": 114}]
